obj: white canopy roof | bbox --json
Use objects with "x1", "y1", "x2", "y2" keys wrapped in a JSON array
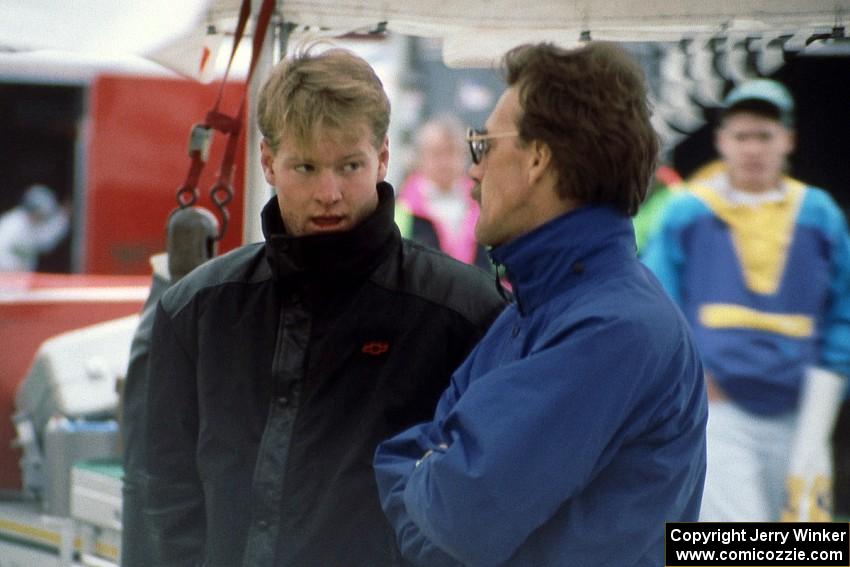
[{"x1": 2, "y1": 0, "x2": 847, "y2": 72}]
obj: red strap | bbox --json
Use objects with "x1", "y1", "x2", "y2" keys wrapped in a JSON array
[
  {"x1": 207, "y1": 0, "x2": 276, "y2": 240},
  {"x1": 211, "y1": 0, "x2": 252, "y2": 112},
  {"x1": 175, "y1": 0, "x2": 277, "y2": 241},
  {"x1": 246, "y1": 0, "x2": 277, "y2": 83}
]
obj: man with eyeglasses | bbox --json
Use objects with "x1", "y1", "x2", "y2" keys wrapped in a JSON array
[{"x1": 374, "y1": 41, "x2": 707, "y2": 566}]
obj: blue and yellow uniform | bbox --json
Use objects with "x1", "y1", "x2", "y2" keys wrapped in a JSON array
[{"x1": 642, "y1": 174, "x2": 850, "y2": 416}]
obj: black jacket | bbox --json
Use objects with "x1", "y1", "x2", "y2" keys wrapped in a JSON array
[{"x1": 144, "y1": 183, "x2": 505, "y2": 566}]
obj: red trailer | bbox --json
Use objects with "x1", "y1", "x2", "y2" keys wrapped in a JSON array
[{"x1": 0, "y1": 74, "x2": 246, "y2": 490}]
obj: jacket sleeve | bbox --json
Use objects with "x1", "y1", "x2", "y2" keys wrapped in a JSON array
[
  {"x1": 375, "y1": 363, "x2": 468, "y2": 567},
  {"x1": 820, "y1": 198, "x2": 850, "y2": 379},
  {"x1": 376, "y1": 318, "x2": 659, "y2": 566},
  {"x1": 121, "y1": 271, "x2": 170, "y2": 567},
  {"x1": 143, "y1": 300, "x2": 206, "y2": 567},
  {"x1": 640, "y1": 197, "x2": 691, "y2": 306}
]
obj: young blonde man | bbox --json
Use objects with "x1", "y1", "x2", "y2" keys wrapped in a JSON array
[{"x1": 140, "y1": 44, "x2": 505, "y2": 567}]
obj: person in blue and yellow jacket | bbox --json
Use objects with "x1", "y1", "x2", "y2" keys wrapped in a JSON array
[{"x1": 643, "y1": 79, "x2": 850, "y2": 522}]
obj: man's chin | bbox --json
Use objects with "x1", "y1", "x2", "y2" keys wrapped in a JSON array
[
  {"x1": 474, "y1": 227, "x2": 500, "y2": 249},
  {"x1": 306, "y1": 227, "x2": 348, "y2": 236},
  {"x1": 733, "y1": 174, "x2": 778, "y2": 193}
]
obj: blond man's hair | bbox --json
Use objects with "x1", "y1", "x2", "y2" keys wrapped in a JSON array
[{"x1": 257, "y1": 42, "x2": 391, "y2": 152}]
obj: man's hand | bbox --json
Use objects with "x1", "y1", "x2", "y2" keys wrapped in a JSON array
[{"x1": 415, "y1": 444, "x2": 448, "y2": 468}]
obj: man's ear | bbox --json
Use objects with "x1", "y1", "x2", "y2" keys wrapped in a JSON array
[
  {"x1": 377, "y1": 136, "x2": 390, "y2": 182},
  {"x1": 785, "y1": 128, "x2": 797, "y2": 155},
  {"x1": 260, "y1": 139, "x2": 276, "y2": 185},
  {"x1": 527, "y1": 140, "x2": 553, "y2": 187}
]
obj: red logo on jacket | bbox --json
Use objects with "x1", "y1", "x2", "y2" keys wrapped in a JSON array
[{"x1": 361, "y1": 341, "x2": 390, "y2": 356}]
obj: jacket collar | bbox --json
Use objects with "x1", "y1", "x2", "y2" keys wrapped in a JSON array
[
  {"x1": 261, "y1": 182, "x2": 398, "y2": 286},
  {"x1": 490, "y1": 205, "x2": 636, "y2": 313}
]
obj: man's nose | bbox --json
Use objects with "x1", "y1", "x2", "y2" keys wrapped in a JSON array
[
  {"x1": 741, "y1": 135, "x2": 765, "y2": 152},
  {"x1": 467, "y1": 161, "x2": 482, "y2": 184},
  {"x1": 314, "y1": 171, "x2": 342, "y2": 204}
]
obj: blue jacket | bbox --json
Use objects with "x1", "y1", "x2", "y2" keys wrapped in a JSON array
[
  {"x1": 642, "y1": 177, "x2": 850, "y2": 415},
  {"x1": 374, "y1": 206, "x2": 707, "y2": 567}
]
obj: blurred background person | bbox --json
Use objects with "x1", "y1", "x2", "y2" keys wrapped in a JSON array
[
  {"x1": 643, "y1": 79, "x2": 850, "y2": 522},
  {"x1": 633, "y1": 163, "x2": 683, "y2": 254},
  {"x1": 397, "y1": 114, "x2": 491, "y2": 270},
  {"x1": 0, "y1": 183, "x2": 69, "y2": 272}
]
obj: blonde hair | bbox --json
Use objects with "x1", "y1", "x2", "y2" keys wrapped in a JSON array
[{"x1": 257, "y1": 41, "x2": 391, "y2": 152}]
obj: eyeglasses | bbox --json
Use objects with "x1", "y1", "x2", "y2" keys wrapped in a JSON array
[{"x1": 466, "y1": 128, "x2": 519, "y2": 165}]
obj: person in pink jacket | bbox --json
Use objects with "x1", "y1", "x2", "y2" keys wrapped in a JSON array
[{"x1": 398, "y1": 115, "x2": 491, "y2": 270}]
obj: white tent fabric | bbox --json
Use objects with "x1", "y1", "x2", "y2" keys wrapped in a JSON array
[
  {"x1": 0, "y1": 1, "x2": 207, "y2": 55},
  {"x1": 250, "y1": 0, "x2": 845, "y2": 37},
  {"x1": 2, "y1": 0, "x2": 847, "y2": 72},
  {"x1": 208, "y1": 0, "x2": 850, "y2": 67}
]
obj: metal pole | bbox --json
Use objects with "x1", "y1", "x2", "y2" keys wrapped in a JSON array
[{"x1": 242, "y1": 10, "x2": 292, "y2": 244}]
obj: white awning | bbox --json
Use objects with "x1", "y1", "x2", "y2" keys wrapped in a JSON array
[{"x1": 2, "y1": 0, "x2": 847, "y2": 72}]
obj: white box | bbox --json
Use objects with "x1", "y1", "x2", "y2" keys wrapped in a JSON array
[{"x1": 70, "y1": 461, "x2": 123, "y2": 532}]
